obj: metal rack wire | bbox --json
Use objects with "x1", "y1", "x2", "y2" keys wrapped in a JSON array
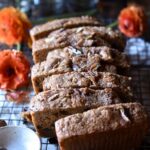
[{"x1": 0, "y1": 38, "x2": 150, "y2": 150}]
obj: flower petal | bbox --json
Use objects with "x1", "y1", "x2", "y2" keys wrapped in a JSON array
[
  {"x1": 0, "y1": 7, "x2": 31, "y2": 46},
  {"x1": 118, "y1": 5, "x2": 147, "y2": 37},
  {"x1": 0, "y1": 50, "x2": 30, "y2": 90}
]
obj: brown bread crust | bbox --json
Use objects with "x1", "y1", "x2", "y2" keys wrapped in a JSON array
[
  {"x1": 30, "y1": 16, "x2": 101, "y2": 41},
  {"x1": 32, "y1": 26, "x2": 125, "y2": 63},
  {"x1": 46, "y1": 46, "x2": 130, "y2": 68},
  {"x1": 42, "y1": 72, "x2": 132, "y2": 94},
  {"x1": 55, "y1": 103, "x2": 149, "y2": 150},
  {"x1": 32, "y1": 54, "x2": 118, "y2": 93}
]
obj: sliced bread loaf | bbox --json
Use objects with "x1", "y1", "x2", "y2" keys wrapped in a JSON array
[
  {"x1": 22, "y1": 88, "x2": 130, "y2": 137},
  {"x1": 32, "y1": 26, "x2": 125, "y2": 63},
  {"x1": 32, "y1": 54, "x2": 118, "y2": 93}
]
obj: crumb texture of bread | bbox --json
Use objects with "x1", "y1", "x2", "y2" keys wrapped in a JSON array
[{"x1": 55, "y1": 103, "x2": 149, "y2": 150}]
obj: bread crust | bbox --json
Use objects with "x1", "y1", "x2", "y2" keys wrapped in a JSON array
[
  {"x1": 55, "y1": 103, "x2": 149, "y2": 150},
  {"x1": 32, "y1": 26, "x2": 125, "y2": 63},
  {"x1": 32, "y1": 54, "x2": 120, "y2": 93},
  {"x1": 30, "y1": 16, "x2": 101, "y2": 41},
  {"x1": 22, "y1": 88, "x2": 129, "y2": 137},
  {"x1": 42, "y1": 72, "x2": 132, "y2": 94}
]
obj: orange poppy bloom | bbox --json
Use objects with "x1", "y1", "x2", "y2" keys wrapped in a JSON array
[
  {"x1": 118, "y1": 5, "x2": 147, "y2": 37},
  {"x1": 0, "y1": 7, "x2": 31, "y2": 46},
  {"x1": 0, "y1": 50, "x2": 30, "y2": 90}
]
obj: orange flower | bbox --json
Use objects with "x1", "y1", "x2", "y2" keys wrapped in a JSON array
[
  {"x1": 118, "y1": 5, "x2": 147, "y2": 37},
  {"x1": 0, "y1": 50, "x2": 30, "y2": 90},
  {"x1": 0, "y1": 7, "x2": 31, "y2": 46}
]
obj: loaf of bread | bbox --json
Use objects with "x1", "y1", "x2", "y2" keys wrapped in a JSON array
[
  {"x1": 30, "y1": 16, "x2": 101, "y2": 41},
  {"x1": 32, "y1": 26, "x2": 125, "y2": 63},
  {"x1": 32, "y1": 54, "x2": 120, "y2": 93},
  {"x1": 22, "y1": 88, "x2": 129, "y2": 137},
  {"x1": 43, "y1": 72, "x2": 132, "y2": 94},
  {"x1": 55, "y1": 102, "x2": 149, "y2": 150},
  {"x1": 28, "y1": 16, "x2": 149, "y2": 149}
]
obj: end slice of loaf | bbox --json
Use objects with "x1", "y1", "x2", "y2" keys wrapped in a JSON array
[
  {"x1": 32, "y1": 26, "x2": 125, "y2": 63},
  {"x1": 22, "y1": 88, "x2": 128, "y2": 137},
  {"x1": 30, "y1": 16, "x2": 101, "y2": 41},
  {"x1": 42, "y1": 72, "x2": 132, "y2": 95},
  {"x1": 32, "y1": 54, "x2": 118, "y2": 93},
  {"x1": 55, "y1": 102, "x2": 149, "y2": 150}
]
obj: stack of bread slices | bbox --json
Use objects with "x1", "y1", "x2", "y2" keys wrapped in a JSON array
[{"x1": 22, "y1": 16, "x2": 149, "y2": 150}]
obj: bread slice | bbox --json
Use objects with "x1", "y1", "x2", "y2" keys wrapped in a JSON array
[
  {"x1": 30, "y1": 16, "x2": 101, "y2": 41},
  {"x1": 46, "y1": 46, "x2": 130, "y2": 68},
  {"x1": 49, "y1": 26, "x2": 125, "y2": 50},
  {"x1": 32, "y1": 26, "x2": 125, "y2": 63},
  {"x1": 22, "y1": 88, "x2": 130, "y2": 137},
  {"x1": 42, "y1": 72, "x2": 132, "y2": 94},
  {"x1": 55, "y1": 103, "x2": 149, "y2": 150},
  {"x1": 32, "y1": 54, "x2": 118, "y2": 93}
]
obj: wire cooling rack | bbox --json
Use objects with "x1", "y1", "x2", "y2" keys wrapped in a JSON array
[{"x1": 0, "y1": 38, "x2": 150, "y2": 150}]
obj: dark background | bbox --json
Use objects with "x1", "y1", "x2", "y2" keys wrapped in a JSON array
[{"x1": 0, "y1": 0, "x2": 149, "y2": 18}]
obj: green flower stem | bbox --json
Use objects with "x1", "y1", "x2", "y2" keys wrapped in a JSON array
[
  {"x1": 31, "y1": 9, "x2": 97, "y2": 25},
  {"x1": 16, "y1": 43, "x2": 21, "y2": 51},
  {"x1": 106, "y1": 11, "x2": 149, "y2": 29},
  {"x1": 146, "y1": 11, "x2": 150, "y2": 16},
  {"x1": 106, "y1": 21, "x2": 118, "y2": 28}
]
